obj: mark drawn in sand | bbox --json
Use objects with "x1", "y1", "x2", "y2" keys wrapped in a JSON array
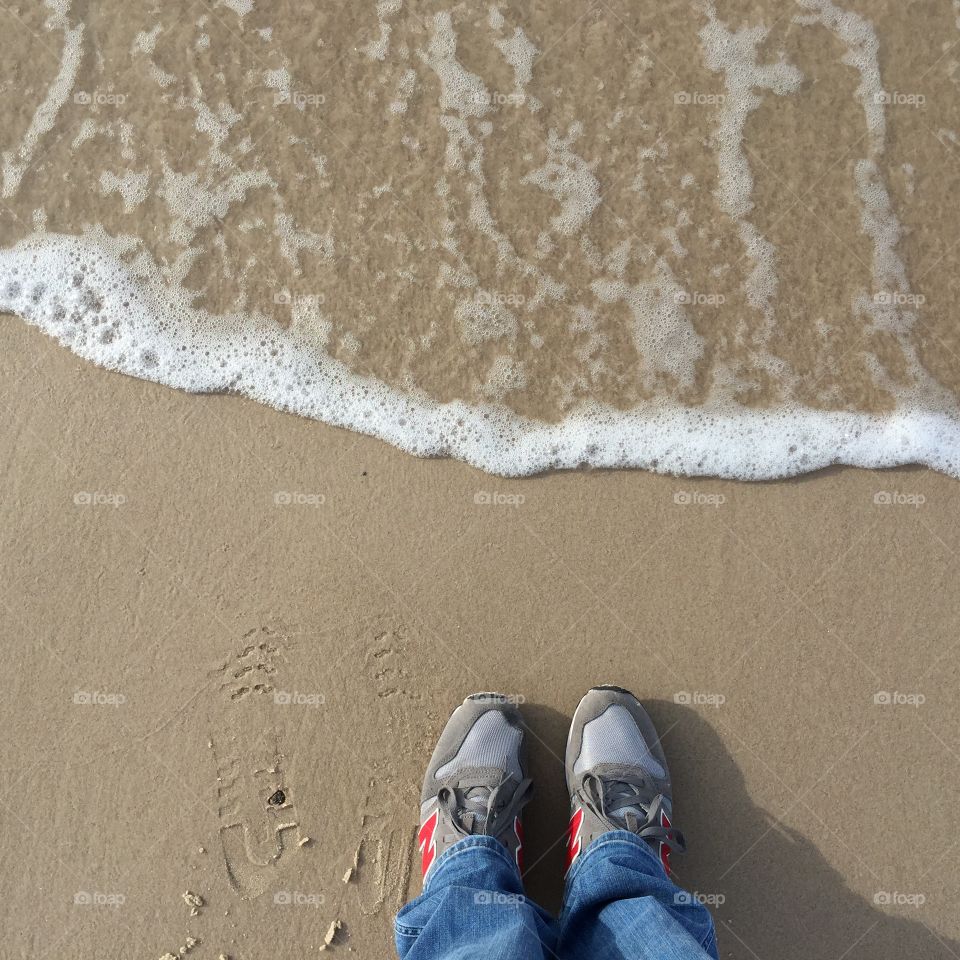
[
  {"x1": 336, "y1": 623, "x2": 420, "y2": 916},
  {"x1": 209, "y1": 625, "x2": 308, "y2": 899},
  {"x1": 346, "y1": 807, "x2": 415, "y2": 917}
]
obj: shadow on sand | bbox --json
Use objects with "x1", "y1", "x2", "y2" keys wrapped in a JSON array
[{"x1": 518, "y1": 700, "x2": 956, "y2": 959}]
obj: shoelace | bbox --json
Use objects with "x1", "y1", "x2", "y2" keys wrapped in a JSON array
[
  {"x1": 584, "y1": 772, "x2": 686, "y2": 853},
  {"x1": 439, "y1": 775, "x2": 534, "y2": 837}
]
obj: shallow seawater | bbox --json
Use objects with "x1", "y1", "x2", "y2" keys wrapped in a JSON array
[{"x1": 2, "y1": 0, "x2": 960, "y2": 476}]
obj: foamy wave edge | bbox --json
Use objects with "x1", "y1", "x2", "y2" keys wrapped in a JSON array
[{"x1": 3, "y1": 233, "x2": 960, "y2": 480}]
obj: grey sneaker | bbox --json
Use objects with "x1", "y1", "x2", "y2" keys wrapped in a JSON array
[
  {"x1": 564, "y1": 686, "x2": 685, "y2": 877},
  {"x1": 417, "y1": 693, "x2": 533, "y2": 880}
]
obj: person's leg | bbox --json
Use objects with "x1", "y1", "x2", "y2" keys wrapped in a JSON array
[
  {"x1": 558, "y1": 686, "x2": 718, "y2": 960},
  {"x1": 395, "y1": 834, "x2": 555, "y2": 960},
  {"x1": 395, "y1": 692, "x2": 556, "y2": 959},
  {"x1": 559, "y1": 829, "x2": 717, "y2": 959}
]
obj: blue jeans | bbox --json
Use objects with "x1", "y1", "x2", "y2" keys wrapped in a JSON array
[{"x1": 395, "y1": 831, "x2": 719, "y2": 960}]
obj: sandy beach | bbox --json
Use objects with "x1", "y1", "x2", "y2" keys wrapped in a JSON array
[
  {"x1": 2, "y1": 317, "x2": 959, "y2": 958},
  {"x1": 3, "y1": 0, "x2": 960, "y2": 956}
]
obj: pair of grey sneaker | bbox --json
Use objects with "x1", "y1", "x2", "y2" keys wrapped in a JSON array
[{"x1": 417, "y1": 686, "x2": 684, "y2": 881}]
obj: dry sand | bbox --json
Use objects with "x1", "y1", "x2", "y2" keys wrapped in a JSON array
[{"x1": 2, "y1": 317, "x2": 959, "y2": 958}]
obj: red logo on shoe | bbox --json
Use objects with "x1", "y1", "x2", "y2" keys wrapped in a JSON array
[
  {"x1": 659, "y1": 808, "x2": 672, "y2": 876},
  {"x1": 418, "y1": 809, "x2": 439, "y2": 877},
  {"x1": 514, "y1": 816, "x2": 524, "y2": 873},
  {"x1": 564, "y1": 806, "x2": 584, "y2": 875}
]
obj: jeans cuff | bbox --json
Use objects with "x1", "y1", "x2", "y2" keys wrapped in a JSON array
[
  {"x1": 565, "y1": 828, "x2": 666, "y2": 887},
  {"x1": 425, "y1": 834, "x2": 520, "y2": 893}
]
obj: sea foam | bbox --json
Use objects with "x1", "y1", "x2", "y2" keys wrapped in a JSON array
[
  {"x1": 2, "y1": 0, "x2": 960, "y2": 479},
  {"x1": 3, "y1": 233, "x2": 960, "y2": 479}
]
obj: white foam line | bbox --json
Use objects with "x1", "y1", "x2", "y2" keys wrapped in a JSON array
[
  {"x1": 591, "y1": 258, "x2": 704, "y2": 390},
  {"x1": 493, "y1": 24, "x2": 542, "y2": 112},
  {"x1": 361, "y1": 0, "x2": 403, "y2": 62},
  {"x1": 699, "y1": 6, "x2": 803, "y2": 361},
  {"x1": 794, "y1": 2, "x2": 921, "y2": 352},
  {"x1": 3, "y1": 233, "x2": 959, "y2": 479},
  {"x1": 2, "y1": 19, "x2": 84, "y2": 198},
  {"x1": 420, "y1": 12, "x2": 568, "y2": 316}
]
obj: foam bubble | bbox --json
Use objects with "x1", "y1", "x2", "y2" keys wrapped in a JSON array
[
  {"x1": 494, "y1": 25, "x2": 541, "y2": 111},
  {"x1": 795, "y1": 1, "x2": 927, "y2": 387},
  {"x1": 699, "y1": 4, "x2": 803, "y2": 362},
  {"x1": 99, "y1": 170, "x2": 150, "y2": 212},
  {"x1": 2, "y1": 5, "x2": 83, "y2": 198},
  {"x1": 419, "y1": 12, "x2": 491, "y2": 119},
  {"x1": 220, "y1": 0, "x2": 254, "y2": 19},
  {"x1": 5, "y1": 233, "x2": 960, "y2": 479},
  {"x1": 133, "y1": 24, "x2": 161, "y2": 55},
  {"x1": 521, "y1": 124, "x2": 601, "y2": 237},
  {"x1": 388, "y1": 68, "x2": 417, "y2": 115},
  {"x1": 3, "y1": 3, "x2": 959, "y2": 480},
  {"x1": 592, "y1": 258, "x2": 704, "y2": 391},
  {"x1": 482, "y1": 356, "x2": 527, "y2": 399},
  {"x1": 362, "y1": 0, "x2": 403, "y2": 62},
  {"x1": 456, "y1": 294, "x2": 518, "y2": 344}
]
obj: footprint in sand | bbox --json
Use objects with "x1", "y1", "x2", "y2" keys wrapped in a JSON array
[
  {"x1": 209, "y1": 626, "x2": 308, "y2": 900},
  {"x1": 339, "y1": 623, "x2": 420, "y2": 916}
]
